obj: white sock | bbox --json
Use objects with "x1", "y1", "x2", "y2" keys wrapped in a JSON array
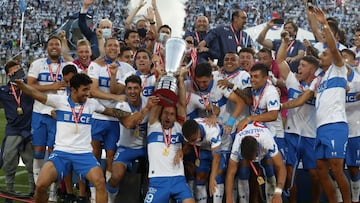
[
  {"x1": 90, "y1": 186, "x2": 96, "y2": 203},
  {"x1": 266, "y1": 176, "x2": 276, "y2": 202},
  {"x1": 332, "y1": 180, "x2": 343, "y2": 203},
  {"x1": 232, "y1": 177, "x2": 238, "y2": 203},
  {"x1": 350, "y1": 180, "x2": 360, "y2": 202},
  {"x1": 33, "y1": 159, "x2": 44, "y2": 184},
  {"x1": 108, "y1": 191, "x2": 117, "y2": 203},
  {"x1": 187, "y1": 180, "x2": 195, "y2": 194},
  {"x1": 237, "y1": 179, "x2": 249, "y2": 203},
  {"x1": 213, "y1": 183, "x2": 224, "y2": 203},
  {"x1": 195, "y1": 184, "x2": 207, "y2": 203},
  {"x1": 105, "y1": 170, "x2": 112, "y2": 182},
  {"x1": 48, "y1": 182, "x2": 57, "y2": 201}
]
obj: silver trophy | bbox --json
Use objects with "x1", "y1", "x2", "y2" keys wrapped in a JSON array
[{"x1": 154, "y1": 38, "x2": 186, "y2": 107}]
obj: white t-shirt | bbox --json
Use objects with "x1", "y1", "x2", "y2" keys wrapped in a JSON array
[
  {"x1": 230, "y1": 122, "x2": 278, "y2": 162},
  {"x1": 147, "y1": 121, "x2": 184, "y2": 178},
  {"x1": 345, "y1": 69, "x2": 360, "y2": 138},
  {"x1": 46, "y1": 94, "x2": 105, "y2": 153}
]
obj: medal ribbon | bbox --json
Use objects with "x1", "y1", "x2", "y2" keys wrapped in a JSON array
[
  {"x1": 68, "y1": 97, "x2": 85, "y2": 127},
  {"x1": 230, "y1": 24, "x2": 242, "y2": 47},
  {"x1": 10, "y1": 84, "x2": 22, "y2": 107},
  {"x1": 249, "y1": 161, "x2": 260, "y2": 177},
  {"x1": 47, "y1": 62, "x2": 61, "y2": 82},
  {"x1": 162, "y1": 127, "x2": 172, "y2": 148},
  {"x1": 252, "y1": 83, "x2": 268, "y2": 112},
  {"x1": 286, "y1": 40, "x2": 295, "y2": 53}
]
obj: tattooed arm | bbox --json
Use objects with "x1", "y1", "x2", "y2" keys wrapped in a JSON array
[{"x1": 233, "y1": 87, "x2": 253, "y2": 105}]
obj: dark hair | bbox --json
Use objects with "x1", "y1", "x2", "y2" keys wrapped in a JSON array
[
  {"x1": 284, "y1": 21, "x2": 298, "y2": 33},
  {"x1": 182, "y1": 119, "x2": 200, "y2": 140},
  {"x1": 240, "y1": 136, "x2": 258, "y2": 160},
  {"x1": 195, "y1": 62, "x2": 212, "y2": 78},
  {"x1": 125, "y1": 74, "x2": 142, "y2": 86},
  {"x1": 135, "y1": 48, "x2": 152, "y2": 59},
  {"x1": 70, "y1": 73, "x2": 92, "y2": 90},
  {"x1": 46, "y1": 36, "x2": 62, "y2": 46},
  {"x1": 327, "y1": 21, "x2": 339, "y2": 36},
  {"x1": 124, "y1": 29, "x2": 138, "y2": 40},
  {"x1": 231, "y1": 10, "x2": 245, "y2": 22},
  {"x1": 158, "y1": 24, "x2": 172, "y2": 33},
  {"x1": 4, "y1": 60, "x2": 19, "y2": 74},
  {"x1": 104, "y1": 37, "x2": 119, "y2": 47},
  {"x1": 258, "y1": 48, "x2": 272, "y2": 56},
  {"x1": 250, "y1": 63, "x2": 269, "y2": 77},
  {"x1": 302, "y1": 55, "x2": 320, "y2": 67},
  {"x1": 119, "y1": 46, "x2": 132, "y2": 57},
  {"x1": 62, "y1": 64, "x2": 78, "y2": 76},
  {"x1": 239, "y1": 47, "x2": 255, "y2": 56},
  {"x1": 326, "y1": 17, "x2": 339, "y2": 27},
  {"x1": 341, "y1": 49, "x2": 356, "y2": 60}
]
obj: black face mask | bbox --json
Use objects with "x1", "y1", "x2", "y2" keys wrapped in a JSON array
[{"x1": 138, "y1": 28, "x2": 148, "y2": 38}]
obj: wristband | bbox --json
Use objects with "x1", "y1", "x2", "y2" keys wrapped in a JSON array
[
  {"x1": 225, "y1": 116, "x2": 236, "y2": 127},
  {"x1": 150, "y1": 21, "x2": 156, "y2": 25},
  {"x1": 232, "y1": 84, "x2": 238, "y2": 91},
  {"x1": 274, "y1": 187, "x2": 283, "y2": 194}
]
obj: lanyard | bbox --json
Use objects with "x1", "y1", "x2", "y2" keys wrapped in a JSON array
[
  {"x1": 68, "y1": 97, "x2": 85, "y2": 126},
  {"x1": 104, "y1": 57, "x2": 121, "y2": 77},
  {"x1": 162, "y1": 127, "x2": 172, "y2": 148},
  {"x1": 230, "y1": 24, "x2": 242, "y2": 46},
  {"x1": 47, "y1": 60, "x2": 61, "y2": 82},
  {"x1": 10, "y1": 84, "x2": 22, "y2": 107},
  {"x1": 252, "y1": 83, "x2": 268, "y2": 112},
  {"x1": 221, "y1": 68, "x2": 242, "y2": 80},
  {"x1": 194, "y1": 32, "x2": 200, "y2": 44},
  {"x1": 286, "y1": 40, "x2": 295, "y2": 53}
]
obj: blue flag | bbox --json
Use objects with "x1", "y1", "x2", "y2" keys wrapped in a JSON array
[{"x1": 19, "y1": 0, "x2": 26, "y2": 13}]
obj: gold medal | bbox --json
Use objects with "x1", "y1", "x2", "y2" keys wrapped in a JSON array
[
  {"x1": 257, "y1": 176, "x2": 265, "y2": 185},
  {"x1": 195, "y1": 159, "x2": 200, "y2": 167},
  {"x1": 133, "y1": 127, "x2": 139, "y2": 137},
  {"x1": 162, "y1": 148, "x2": 169, "y2": 156},
  {"x1": 237, "y1": 46, "x2": 242, "y2": 53},
  {"x1": 17, "y1": 107, "x2": 23, "y2": 115}
]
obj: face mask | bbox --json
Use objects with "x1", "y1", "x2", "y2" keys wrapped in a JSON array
[
  {"x1": 138, "y1": 28, "x2": 148, "y2": 38},
  {"x1": 158, "y1": 33, "x2": 168, "y2": 43},
  {"x1": 102, "y1": 28, "x2": 112, "y2": 39}
]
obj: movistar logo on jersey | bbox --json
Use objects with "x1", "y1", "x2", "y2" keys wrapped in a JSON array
[
  {"x1": 269, "y1": 100, "x2": 279, "y2": 106},
  {"x1": 242, "y1": 77, "x2": 250, "y2": 86}
]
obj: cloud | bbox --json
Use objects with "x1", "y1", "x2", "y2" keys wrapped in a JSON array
[{"x1": 128, "y1": 0, "x2": 187, "y2": 38}]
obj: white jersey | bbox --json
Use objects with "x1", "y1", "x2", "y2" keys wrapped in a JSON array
[
  {"x1": 185, "y1": 79, "x2": 232, "y2": 123},
  {"x1": 115, "y1": 99, "x2": 148, "y2": 149},
  {"x1": 250, "y1": 83, "x2": 284, "y2": 138},
  {"x1": 193, "y1": 118, "x2": 223, "y2": 151},
  {"x1": 147, "y1": 121, "x2": 184, "y2": 178},
  {"x1": 350, "y1": 46, "x2": 360, "y2": 71},
  {"x1": 27, "y1": 58, "x2": 70, "y2": 115},
  {"x1": 135, "y1": 71, "x2": 156, "y2": 103},
  {"x1": 87, "y1": 61, "x2": 135, "y2": 121},
  {"x1": 310, "y1": 64, "x2": 347, "y2": 127},
  {"x1": 213, "y1": 69, "x2": 251, "y2": 122},
  {"x1": 345, "y1": 69, "x2": 360, "y2": 138},
  {"x1": 46, "y1": 94, "x2": 105, "y2": 153},
  {"x1": 230, "y1": 122, "x2": 278, "y2": 162},
  {"x1": 313, "y1": 42, "x2": 346, "y2": 53},
  {"x1": 285, "y1": 72, "x2": 316, "y2": 137}
]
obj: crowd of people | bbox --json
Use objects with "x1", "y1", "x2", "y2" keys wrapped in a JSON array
[{"x1": 0, "y1": 0, "x2": 359, "y2": 203}]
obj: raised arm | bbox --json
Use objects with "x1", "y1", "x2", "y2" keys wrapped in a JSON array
[
  {"x1": 152, "y1": 0, "x2": 163, "y2": 31},
  {"x1": 256, "y1": 20, "x2": 274, "y2": 49},
  {"x1": 15, "y1": 80, "x2": 47, "y2": 104},
  {"x1": 125, "y1": 0, "x2": 146, "y2": 30},
  {"x1": 305, "y1": 1, "x2": 323, "y2": 42},
  {"x1": 276, "y1": 31, "x2": 291, "y2": 80},
  {"x1": 176, "y1": 67, "x2": 187, "y2": 124},
  {"x1": 58, "y1": 30, "x2": 74, "y2": 62},
  {"x1": 312, "y1": 8, "x2": 344, "y2": 67},
  {"x1": 281, "y1": 89, "x2": 314, "y2": 109}
]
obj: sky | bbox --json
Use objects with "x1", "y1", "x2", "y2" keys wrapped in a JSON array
[{"x1": 128, "y1": 0, "x2": 188, "y2": 37}]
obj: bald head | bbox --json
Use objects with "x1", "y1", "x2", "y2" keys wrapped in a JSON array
[{"x1": 195, "y1": 16, "x2": 209, "y2": 33}]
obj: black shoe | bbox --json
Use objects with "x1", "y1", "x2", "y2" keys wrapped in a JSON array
[
  {"x1": 64, "y1": 193, "x2": 77, "y2": 203},
  {"x1": 77, "y1": 196, "x2": 88, "y2": 203}
]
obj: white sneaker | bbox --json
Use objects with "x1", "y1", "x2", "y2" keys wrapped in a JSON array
[{"x1": 48, "y1": 190, "x2": 57, "y2": 202}]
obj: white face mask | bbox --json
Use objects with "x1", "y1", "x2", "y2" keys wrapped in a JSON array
[
  {"x1": 102, "y1": 28, "x2": 111, "y2": 39},
  {"x1": 158, "y1": 33, "x2": 168, "y2": 43}
]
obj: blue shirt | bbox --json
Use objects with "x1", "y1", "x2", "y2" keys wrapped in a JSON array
[
  {"x1": 0, "y1": 83, "x2": 34, "y2": 138},
  {"x1": 272, "y1": 39, "x2": 305, "y2": 73},
  {"x1": 204, "y1": 25, "x2": 254, "y2": 66}
]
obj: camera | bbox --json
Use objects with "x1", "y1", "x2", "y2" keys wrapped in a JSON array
[
  {"x1": 10, "y1": 68, "x2": 25, "y2": 83},
  {"x1": 273, "y1": 18, "x2": 284, "y2": 25}
]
